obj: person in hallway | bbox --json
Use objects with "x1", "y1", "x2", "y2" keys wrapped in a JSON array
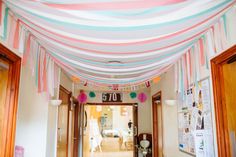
[{"x1": 128, "y1": 120, "x2": 133, "y2": 130}]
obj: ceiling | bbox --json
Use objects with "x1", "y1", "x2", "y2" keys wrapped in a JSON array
[{"x1": 3, "y1": 0, "x2": 236, "y2": 88}]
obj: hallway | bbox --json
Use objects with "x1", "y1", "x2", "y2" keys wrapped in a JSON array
[{"x1": 0, "y1": 1, "x2": 236, "y2": 157}]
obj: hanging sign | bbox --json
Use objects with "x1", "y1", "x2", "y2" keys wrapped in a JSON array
[{"x1": 102, "y1": 92, "x2": 122, "y2": 103}]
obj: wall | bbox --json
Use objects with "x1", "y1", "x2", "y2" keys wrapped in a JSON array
[
  {"x1": 150, "y1": 8, "x2": 236, "y2": 157},
  {"x1": 15, "y1": 68, "x2": 72, "y2": 157},
  {"x1": 15, "y1": 66, "x2": 49, "y2": 157},
  {"x1": 151, "y1": 67, "x2": 190, "y2": 157}
]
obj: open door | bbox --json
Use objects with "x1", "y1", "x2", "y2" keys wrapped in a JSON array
[
  {"x1": 57, "y1": 86, "x2": 72, "y2": 157},
  {"x1": 152, "y1": 91, "x2": 163, "y2": 157},
  {"x1": 0, "y1": 44, "x2": 21, "y2": 157},
  {"x1": 211, "y1": 45, "x2": 236, "y2": 157}
]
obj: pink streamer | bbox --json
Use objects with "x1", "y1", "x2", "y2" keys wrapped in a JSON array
[
  {"x1": 22, "y1": 34, "x2": 31, "y2": 65},
  {"x1": 199, "y1": 38, "x2": 205, "y2": 66},
  {"x1": 44, "y1": 0, "x2": 186, "y2": 10},
  {"x1": 13, "y1": 20, "x2": 20, "y2": 49},
  {"x1": 0, "y1": 1, "x2": 2, "y2": 25}
]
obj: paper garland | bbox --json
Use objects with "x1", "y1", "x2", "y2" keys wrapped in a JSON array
[
  {"x1": 89, "y1": 91, "x2": 96, "y2": 98},
  {"x1": 138, "y1": 92, "x2": 147, "y2": 103},
  {"x1": 130, "y1": 92, "x2": 137, "y2": 99},
  {"x1": 77, "y1": 91, "x2": 87, "y2": 104}
]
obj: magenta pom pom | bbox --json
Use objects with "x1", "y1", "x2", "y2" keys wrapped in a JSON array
[
  {"x1": 138, "y1": 92, "x2": 147, "y2": 103},
  {"x1": 77, "y1": 92, "x2": 87, "y2": 104}
]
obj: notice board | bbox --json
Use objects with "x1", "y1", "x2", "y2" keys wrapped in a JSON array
[{"x1": 178, "y1": 78, "x2": 215, "y2": 157}]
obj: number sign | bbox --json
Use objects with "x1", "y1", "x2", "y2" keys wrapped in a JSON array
[{"x1": 102, "y1": 93, "x2": 122, "y2": 103}]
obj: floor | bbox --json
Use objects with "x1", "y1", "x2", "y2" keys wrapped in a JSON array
[
  {"x1": 85, "y1": 151, "x2": 133, "y2": 157},
  {"x1": 84, "y1": 137, "x2": 134, "y2": 157}
]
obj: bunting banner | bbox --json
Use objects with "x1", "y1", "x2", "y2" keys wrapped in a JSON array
[{"x1": 0, "y1": 0, "x2": 235, "y2": 93}]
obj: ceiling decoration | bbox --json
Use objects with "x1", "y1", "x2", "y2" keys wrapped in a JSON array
[{"x1": 0, "y1": 0, "x2": 235, "y2": 92}]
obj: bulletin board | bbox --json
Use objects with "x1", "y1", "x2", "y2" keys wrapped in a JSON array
[{"x1": 178, "y1": 78, "x2": 215, "y2": 157}]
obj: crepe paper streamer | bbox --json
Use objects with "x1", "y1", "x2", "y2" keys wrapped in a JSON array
[
  {"x1": 13, "y1": 20, "x2": 20, "y2": 49},
  {"x1": 153, "y1": 76, "x2": 161, "y2": 84},
  {"x1": 199, "y1": 38, "x2": 206, "y2": 66},
  {"x1": 1, "y1": 7, "x2": 9, "y2": 41},
  {"x1": 9, "y1": 0, "x2": 232, "y2": 31},
  {"x1": 130, "y1": 92, "x2": 137, "y2": 99},
  {"x1": 89, "y1": 91, "x2": 96, "y2": 98},
  {"x1": 12, "y1": 1, "x2": 232, "y2": 47},
  {"x1": 77, "y1": 91, "x2": 87, "y2": 104},
  {"x1": 0, "y1": 1, "x2": 2, "y2": 25},
  {"x1": 138, "y1": 92, "x2": 147, "y2": 103},
  {"x1": 44, "y1": 0, "x2": 186, "y2": 10}
]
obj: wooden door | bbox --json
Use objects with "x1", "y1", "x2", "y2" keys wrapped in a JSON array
[
  {"x1": 57, "y1": 86, "x2": 71, "y2": 157},
  {"x1": 211, "y1": 45, "x2": 236, "y2": 157},
  {"x1": 0, "y1": 44, "x2": 21, "y2": 157},
  {"x1": 133, "y1": 104, "x2": 138, "y2": 157},
  {"x1": 152, "y1": 92, "x2": 163, "y2": 157},
  {"x1": 222, "y1": 59, "x2": 236, "y2": 156}
]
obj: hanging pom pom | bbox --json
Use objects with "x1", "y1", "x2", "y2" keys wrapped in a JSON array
[
  {"x1": 77, "y1": 90, "x2": 87, "y2": 104},
  {"x1": 130, "y1": 92, "x2": 137, "y2": 99},
  {"x1": 89, "y1": 91, "x2": 96, "y2": 98},
  {"x1": 138, "y1": 92, "x2": 147, "y2": 103}
]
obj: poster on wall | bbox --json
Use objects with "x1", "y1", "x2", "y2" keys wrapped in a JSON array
[{"x1": 178, "y1": 78, "x2": 215, "y2": 157}]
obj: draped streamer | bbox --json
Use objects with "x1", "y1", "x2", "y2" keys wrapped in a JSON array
[{"x1": 0, "y1": 0, "x2": 235, "y2": 93}]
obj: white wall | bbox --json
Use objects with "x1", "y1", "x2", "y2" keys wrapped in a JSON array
[
  {"x1": 151, "y1": 67, "x2": 191, "y2": 157},
  {"x1": 150, "y1": 8, "x2": 236, "y2": 157},
  {"x1": 15, "y1": 68, "x2": 73, "y2": 157},
  {"x1": 15, "y1": 66, "x2": 49, "y2": 157}
]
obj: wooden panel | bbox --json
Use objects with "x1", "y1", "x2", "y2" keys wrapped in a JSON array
[
  {"x1": 0, "y1": 43, "x2": 21, "y2": 157},
  {"x1": 0, "y1": 59, "x2": 9, "y2": 148},
  {"x1": 223, "y1": 61, "x2": 236, "y2": 156},
  {"x1": 211, "y1": 45, "x2": 236, "y2": 157}
]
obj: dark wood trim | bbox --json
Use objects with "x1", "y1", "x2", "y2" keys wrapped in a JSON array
[
  {"x1": 152, "y1": 91, "x2": 163, "y2": 157},
  {"x1": 0, "y1": 43, "x2": 21, "y2": 157},
  {"x1": 211, "y1": 45, "x2": 236, "y2": 157}
]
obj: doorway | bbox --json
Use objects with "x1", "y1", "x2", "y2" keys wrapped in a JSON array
[
  {"x1": 57, "y1": 85, "x2": 72, "y2": 157},
  {"x1": 211, "y1": 45, "x2": 236, "y2": 157},
  {"x1": 152, "y1": 91, "x2": 163, "y2": 157},
  {"x1": 0, "y1": 43, "x2": 21, "y2": 157},
  {"x1": 81, "y1": 103, "x2": 138, "y2": 157}
]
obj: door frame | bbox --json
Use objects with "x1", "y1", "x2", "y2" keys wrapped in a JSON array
[
  {"x1": 80, "y1": 102, "x2": 138, "y2": 157},
  {"x1": 152, "y1": 91, "x2": 163, "y2": 157},
  {"x1": 0, "y1": 43, "x2": 21, "y2": 157},
  {"x1": 58, "y1": 85, "x2": 72, "y2": 157},
  {"x1": 211, "y1": 45, "x2": 236, "y2": 157}
]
